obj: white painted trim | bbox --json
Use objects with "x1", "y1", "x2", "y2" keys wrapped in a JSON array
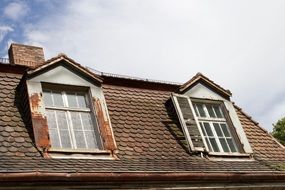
[{"x1": 187, "y1": 98, "x2": 208, "y2": 152}]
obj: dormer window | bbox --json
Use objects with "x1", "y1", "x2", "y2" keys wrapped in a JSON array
[
  {"x1": 171, "y1": 73, "x2": 253, "y2": 156},
  {"x1": 24, "y1": 53, "x2": 117, "y2": 158},
  {"x1": 43, "y1": 86, "x2": 103, "y2": 150},
  {"x1": 193, "y1": 101, "x2": 238, "y2": 153}
]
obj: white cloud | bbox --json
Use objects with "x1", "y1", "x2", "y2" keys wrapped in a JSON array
[
  {"x1": 3, "y1": 1, "x2": 29, "y2": 21},
  {"x1": 0, "y1": 25, "x2": 13, "y2": 42},
  {"x1": 23, "y1": 0, "x2": 285, "y2": 131}
]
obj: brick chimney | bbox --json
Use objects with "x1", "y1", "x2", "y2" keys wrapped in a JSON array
[{"x1": 8, "y1": 43, "x2": 45, "y2": 68}]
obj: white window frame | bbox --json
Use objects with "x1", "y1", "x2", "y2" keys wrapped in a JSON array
[
  {"x1": 44, "y1": 89, "x2": 103, "y2": 151},
  {"x1": 193, "y1": 100, "x2": 239, "y2": 154}
]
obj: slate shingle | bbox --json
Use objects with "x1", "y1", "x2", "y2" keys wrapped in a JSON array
[{"x1": 0, "y1": 70, "x2": 284, "y2": 173}]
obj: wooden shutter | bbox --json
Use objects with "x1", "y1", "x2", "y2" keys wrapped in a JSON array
[{"x1": 171, "y1": 94, "x2": 205, "y2": 152}]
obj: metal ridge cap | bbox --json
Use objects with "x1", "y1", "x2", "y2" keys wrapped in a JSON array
[{"x1": 87, "y1": 67, "x2": 182, "y2": 86}]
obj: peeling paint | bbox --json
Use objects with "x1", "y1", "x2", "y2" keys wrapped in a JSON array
[
  {"x1": 30, "y1": 93, "x2": 41, "y2": 114},
  {"x1": 94, "y1": 98, "x2": 116, "y2": 151},
  {"x1": 29, "y1": 93, "x2": 50, "y2": 150}
]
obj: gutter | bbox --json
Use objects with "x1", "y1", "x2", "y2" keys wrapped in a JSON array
[{"x1": 0, "y1": 172, "x2": 284, "y2": 183}]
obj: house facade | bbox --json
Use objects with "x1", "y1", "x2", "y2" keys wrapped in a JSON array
[{"x1": 0, "y1": 43, "x2": 285, "y2": 189}]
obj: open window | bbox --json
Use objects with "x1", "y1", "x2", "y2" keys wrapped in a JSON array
[{"x1": 171, "y1": 73, "x2": 253, "y2": 156}]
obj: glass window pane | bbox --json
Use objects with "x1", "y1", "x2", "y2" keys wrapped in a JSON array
[
  {"x1": 56, "y1": 111, "x2": 68, "y2": 130},
  {"x1": 74, "y1": 131, "x2": 86, "y2": 148},
  {"x1": 59, "y1": 130, "x2": 72, "y2": 148},
  {"x1": 213, "y1": 123, "x2": 223, "y2": 137},
  {"x1": 213, "y1": 105, "x2": 223, "y2": 118},
  {"x1": 46, "y1": 110, "x2": 57, "y2": 129},
  {"x1": 219, "y1": 138, "x2": 230, "y2": 152},
  {"x1": 70, "y1": 112, "x2": 82, "y2": 130},
  {"x1": 203, "y1": 122, "x2": 213, "y2": 136},
  {"x1": 85, "y1": 131, "x2": 97, "y2": 149},
  {"x1": 227, "y1": 139, "x2": 237, "y2": 152},
  {"x1": 195, "y1": 104, "x2": 206, "y2": 117},
  {"x1": 53, "y1": 91, "x2": 64, "y2": 107},
  {"x1": 43, "y1": 90, "x2": 53, "y2": 106},
  {"x1": 209, "y1": 138, "x2": 219, "y2": 152},
  {"x1": 49, "y1": 128, "x2": 61, "y2": 148},
  {"x1": 77, "y1": 93, "x2": 87, "y2": 108},
  {"x1": 221, "y1": 123, "x2": 230, "y2": 137},
  {"x1": 205, "y1": 138, "x2": 212, "y2": 152},
  {"x1": 200, "y1": 122, "x2": 206, "y2": 136},
  {"x1": 206, "y1": 105, "x2": 216, "y2": 118},
  {"x1": 66, "y1": 92, "x2": 77, "y2": 107},
  {"x1": 81, "y1": 113, "x2": 93, "y2": 130}
]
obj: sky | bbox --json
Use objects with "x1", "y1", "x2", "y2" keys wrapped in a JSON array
[{"x1": 0, "y1": 0, "x2": 285, "y2": 132}]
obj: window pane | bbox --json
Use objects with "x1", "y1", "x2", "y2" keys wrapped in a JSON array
[
  {"x1": 53, "y1": 91, "x2": 64, "y2": 107},
  {"x1": 66, "y1": 92, "x2": 77, "y2": 107},
  {"x1": 206, "y1": 105, "x2": 216, "y2": 118},
  {"x1": 213, "y1": 123, "x2": 223, "y2": 137},
  {"x1": 81, "y1": 113, "x2": 93, "y2": 130},
  {"x1": 203, "y1": 122, "x2": 213, "y2": 136},
  {"x1": 85, "y1": 131, "x2": 97, "y2": 149},
  {"x1": 200, "y1": 122, "x2": 206, "y2": 136},
  {"x1": 77, "y1": 93, "x2": 87, "y2": 108},
  {"x1": 219, "y1": 138, "x2": 230, "y2": 152},
  {"x1": 43, "y1": 90, "x2": 53, "y2": 106},
  {"x1": 74, "y1": 131, "x2": 86, "y2": 148},
  {"x1": 70, "y1": 112, "x2": 82, "y2": 130},
  {"x1": 227, "y1": 139, "x2": 237, "y2": 152},
  {"x1": 209, "y1": 138, "x2": 219, "y2": 152},
  {"x1": 195, "y1": 104, "x2": 206, "y2": 117},
  {"x1": 56, "y1": 111, "x2": 68, "y2": 130},
  {"x1": 59, "y1": 130, "x2": 72, "y2": 148},
  {"x1": 205, "y1": 138, "x2": 212, "y2": 152},
  {"x1": 46, "y1": 110, "x2": 57, "y2": 129},
  {"x1": 49, "y1": 128, "x2": 61, "y2": 148},
  {"x1": 220, "y1": 123, "x2": 230, "y2": 137},
  {"x1": 213, "y1": 105, "x2": 223, "y2": 118}
]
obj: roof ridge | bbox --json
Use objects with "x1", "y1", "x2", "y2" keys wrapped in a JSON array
[{"x1": 87, "y1": 67, "x2": 182, "y2": 86}]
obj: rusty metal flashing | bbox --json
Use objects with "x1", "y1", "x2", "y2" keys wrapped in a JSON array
[
  {"x1": 179, "y1": 73, "x2": 232, "y2": 99},
  {"x1": 27, "y1": 54, "x2": 103, "y2": 84}
]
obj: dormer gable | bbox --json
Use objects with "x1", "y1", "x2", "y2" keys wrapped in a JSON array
[{"x1": 178, "y1": 72, "x2": 232, "y2": 100}]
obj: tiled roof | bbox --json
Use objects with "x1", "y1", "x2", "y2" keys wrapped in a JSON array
[
  {"x1": 0, "y1": 67, "x2": 285, "y2": 175},
  {"x1": 0, "y1": 72, "x2": 40, "y2": 158},
  {"x1": 236, "y1": 106, "x2": 285, "y2": 169}
]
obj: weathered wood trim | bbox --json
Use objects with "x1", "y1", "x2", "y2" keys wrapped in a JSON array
[
  {"x1": 27, "y1": 91, "x2": 50, "y2": 150},
  {"x1": 93, "y1": 98, "x2": 117, "y2": 151}
]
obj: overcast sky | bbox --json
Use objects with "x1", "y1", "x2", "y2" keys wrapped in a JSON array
[{"x1": 0, "y1": 0, "x2": 285, "y2": 131}]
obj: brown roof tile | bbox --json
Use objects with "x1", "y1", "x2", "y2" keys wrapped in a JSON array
[{"x1": 0, "y1": 67, "x2": 284, "y2": 174}]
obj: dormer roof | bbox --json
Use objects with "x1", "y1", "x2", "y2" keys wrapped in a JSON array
[
  {"x1": 27, "y1": 53, "x2": 103, "y2": 85},
  {"x1": 179, "y1": 72, "x2": 232, "y2": 99}
]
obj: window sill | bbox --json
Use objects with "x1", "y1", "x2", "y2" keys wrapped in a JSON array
[
  {"x1": 47, "y1": 148, "x2": 116, "y2": 159},
  {"x1": 206, "y1": 152, "x2": 253, "y2": 161}
]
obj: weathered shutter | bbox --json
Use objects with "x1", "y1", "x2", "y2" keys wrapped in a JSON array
[
  {"x1": 93, "y1": 98, "x2": 117, "y2": 151},
  {"x1": 171, "y1": 94, "x2": 205, "y2": 152},
  {"x1": 28, "y1": 92, "x2": 50, "y2": 150}
]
